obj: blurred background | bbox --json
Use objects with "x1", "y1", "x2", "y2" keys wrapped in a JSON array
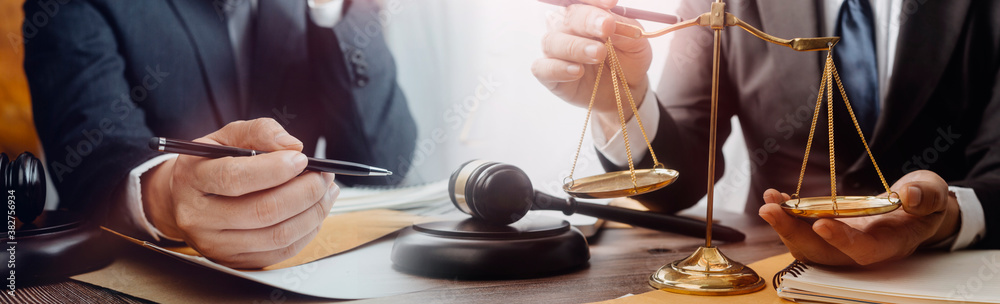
[
  {"x1": 383, "y1": 0, "x2": 751, "y2": 213},
  {"x1": 0, "y1": 0, "x2": 752, "y2": 214}
]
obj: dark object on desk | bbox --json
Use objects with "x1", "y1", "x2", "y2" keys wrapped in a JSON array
[
  {"x1": 391, "y1": 216, "x2": 589, "y2": 279},
  {"x1": 390, "y1": 160, "x2": 744, "y2": 280},
  {"x1": 539, "y1": 0, "x2": 680, "y2": 24},
  {"x1": 3, "y1": 152, "x2": 45, "y2": 223},
  {"x1": 149, "y1": 137, "x2": 392, "y2": 177},
  {"x1": 449, "y1": 160, "x2": 745, "y2": 242},
  {"x1": 2, "y1": 152, "x2": 112, "y2": 285}
]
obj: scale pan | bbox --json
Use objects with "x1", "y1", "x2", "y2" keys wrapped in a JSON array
[
  {"x1": 780, "y1": 195, "x2": 901, "y2": 218},
  {"x1": 564, "y1": 168, "x2": 678, "y2": 198}
]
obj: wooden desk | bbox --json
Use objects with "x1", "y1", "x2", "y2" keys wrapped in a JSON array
[{"x1": 17, "y1": 210, "x2": 787, "y2": 303}]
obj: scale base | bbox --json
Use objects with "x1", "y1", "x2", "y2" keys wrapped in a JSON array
[{"x1": 649, "y1": 246, "x2": 765, "y2": 295}]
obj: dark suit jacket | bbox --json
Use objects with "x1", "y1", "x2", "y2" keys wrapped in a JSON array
[
  {"x1": 24, "y1": 0, "x2": 417, "y2": 221},
  {"x1": 603, "y1": 0, "x2": 1000, "y2": 248}
]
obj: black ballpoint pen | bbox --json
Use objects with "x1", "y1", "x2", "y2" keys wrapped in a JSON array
[
  {"x1": 539, "y1": 0, "x2": 680, "y2": 24},
  {"x1": 148, "y1": 137, "x2": 392, "y2": 177}
]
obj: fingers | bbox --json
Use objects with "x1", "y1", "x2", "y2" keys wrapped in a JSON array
[
  {"x1": 214, "y1": 181, "x2": 339, "y2": 253},
  {"x1": 206, "y1": 118, "x2": 303, "y2": 152},
  {"x1": 211, "y1": 172, "x2": 335, "y2": 229},
  {"x1": 759, "y1": 203, "x2": 856, "y2": 265},
  {"x1": 533, "y1": 58, "x2": 586, "y2": 86},
  {"x1": 186, "y1": 150, "x2": 309, "y2": 196},
  {"x1": 550, "y1": 4, "x2": 616, "y2": 41},
  {"x1": 812, "y1": 219, "x2": 906, "y2": 265},
  {"x1": 222, "y1": 226, "x2": 321, "y2": 269},
  {"x1": 181, "y1": 174, "x2": 338, "y2": 268},
  {"x1": 542, "y1": 31, "x2": 606, "y2": 65},
  {"x1": 762, "y1": 188, "x2": 791, "y2": 205},
  {"x1": 759, "y1": 204, "x2": 824, "y2": 249}
]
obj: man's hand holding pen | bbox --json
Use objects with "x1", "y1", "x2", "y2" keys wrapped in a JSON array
[
  {"x1": 532, "y1": 0, "x2": 653, "y2": 140},
  {"x1": 141, "y1": 118, "x2": 339, "y2": 269}
]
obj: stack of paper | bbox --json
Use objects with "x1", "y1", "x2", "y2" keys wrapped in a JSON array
[{"x1": 331, "y1": 179, "x2": 451, "y2": 214}]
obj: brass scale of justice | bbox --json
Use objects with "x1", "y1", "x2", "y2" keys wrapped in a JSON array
[{"x1": 561, "y1": 1, "x2": 902, "y2": 295}]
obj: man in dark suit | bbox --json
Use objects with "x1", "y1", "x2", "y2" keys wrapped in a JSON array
[
  {"x1": 24, "y1": 0, "x2": 416, "y2": 268},
  {"x1": 535, "y1": 0, "x2": 998, "y2": 265}
]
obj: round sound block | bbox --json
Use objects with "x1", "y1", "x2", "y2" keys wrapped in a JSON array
[
  {"x1": 390, "y1": 215, "x2": 589, "y2": 279},
  {"x1": 3, "y1": 211, "x2": 113, "y2": 285}
]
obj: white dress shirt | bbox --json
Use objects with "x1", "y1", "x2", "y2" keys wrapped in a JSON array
[
  {"x1": 123, "y1": 0, "x2": 345, "y2": 241},
  {"x1": 595, "y1": 0, "x2": 985, "y2": 250}
]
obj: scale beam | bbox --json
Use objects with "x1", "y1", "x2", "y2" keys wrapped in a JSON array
[{"x1": 614, "y1": 12, "x2": 839, "y2": 52}]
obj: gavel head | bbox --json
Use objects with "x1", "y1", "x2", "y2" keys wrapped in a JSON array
[
  {"x1": 2, "y1": 152, "x2": 46, "y2": 224},
  {"x1": 448, "y1": 160, "x2": 535, "y2": 225}
]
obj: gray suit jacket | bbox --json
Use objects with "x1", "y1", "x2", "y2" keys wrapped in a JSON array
[
  {"x1": 601, "y1": 0, "x2": 1000, "y2": 248},
  {"x1": 25, "y1": 0, "x2": 417, "y2": 224}
]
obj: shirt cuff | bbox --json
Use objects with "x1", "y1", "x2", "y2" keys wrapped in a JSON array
[
  {"x1": 947, "y1": 186, "x2": 987, "y2": 251},
  {"x1": 593, "y1": 88, "x2": 660, "y2": 167},
  {"x1": 307, "y1": 0, "x2": 345, "y2": 28},
  {"x1": 125, "y1": 154, "x2": 182, "y2": 242}
]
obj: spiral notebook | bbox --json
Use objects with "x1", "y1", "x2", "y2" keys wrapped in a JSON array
[{"x1": 774, "y1": 250, "x2": 1000, "y2": 304}]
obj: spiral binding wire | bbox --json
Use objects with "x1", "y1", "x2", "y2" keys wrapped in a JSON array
[{"x1": 772, "y1": 259, "x2": 809, "y2": 290}]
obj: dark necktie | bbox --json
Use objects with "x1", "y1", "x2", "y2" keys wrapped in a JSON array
[{"x1": 833, "y1": 0, "x2": 879, "y2": 136}]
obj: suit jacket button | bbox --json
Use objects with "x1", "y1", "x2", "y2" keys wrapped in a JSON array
[
  {"x1": 351, "y1": 49, "x2": 366, "y2": 64},
  {"x1": 356, "y1": 77, "x2": 368, "y2": 87},
  {"x1": 355, "y1": 63, "x2": 368, "y2": 76}
]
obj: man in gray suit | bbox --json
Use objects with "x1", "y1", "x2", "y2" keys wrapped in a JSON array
[
  {"x1": 535, "y1": 0, "x2": 998, "y2": 265},
  {"x1": 25, "y1": 0, "x2": 416, "y2": 268}
]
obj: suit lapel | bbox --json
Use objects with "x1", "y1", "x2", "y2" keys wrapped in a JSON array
[
  {"x1": 249, "y1": 0, "x2": 307, "y2": 116},
  {"x1": 852, "y1": 0, "x2": 972, "y2": 170},
  {"x1": 167, "y1": 0, "x2": 241, "y2": 125}
]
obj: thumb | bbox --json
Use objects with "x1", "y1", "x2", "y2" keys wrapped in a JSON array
[
  {"x1": 898, "y1": 181, "x2": 948, "y2": 217},
  {"x1": 205, "y1": 118, "x2": 303, "y2": 152}
]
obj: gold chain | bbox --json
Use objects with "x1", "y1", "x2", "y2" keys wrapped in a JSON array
[
  {"x1": 792, "y1": 56, "x2": 829, "y2": 203},
  {"x1": 830, "y1": 62, "x2": 892, "y2": 194},
  {"x1": 566, "y1": 52, "x2": 606, "y2": 187},
  {"x1": 608, "y1": 41, "x2": 662, "y2": 168},
  {"x1": 606, "y1": 40, "x2": 639, "y2": 189},
  {"x1": 792, "y1": 48, "x2": 894, "y2": 210},
  {"x1": 568, "y1": 38, "x2": 659, "y2": 191},
  {"x1": 825, "y1": 50, "x2": 838, "y2": 212}
]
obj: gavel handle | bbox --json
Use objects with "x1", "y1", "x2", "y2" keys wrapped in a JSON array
[{"x1": 533, "y1": 192, "x2": 745, "y2": 242}]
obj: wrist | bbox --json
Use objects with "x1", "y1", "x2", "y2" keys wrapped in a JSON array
[{"x1": 141, "y1": 158, "x2": 183, "y2": 239}]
